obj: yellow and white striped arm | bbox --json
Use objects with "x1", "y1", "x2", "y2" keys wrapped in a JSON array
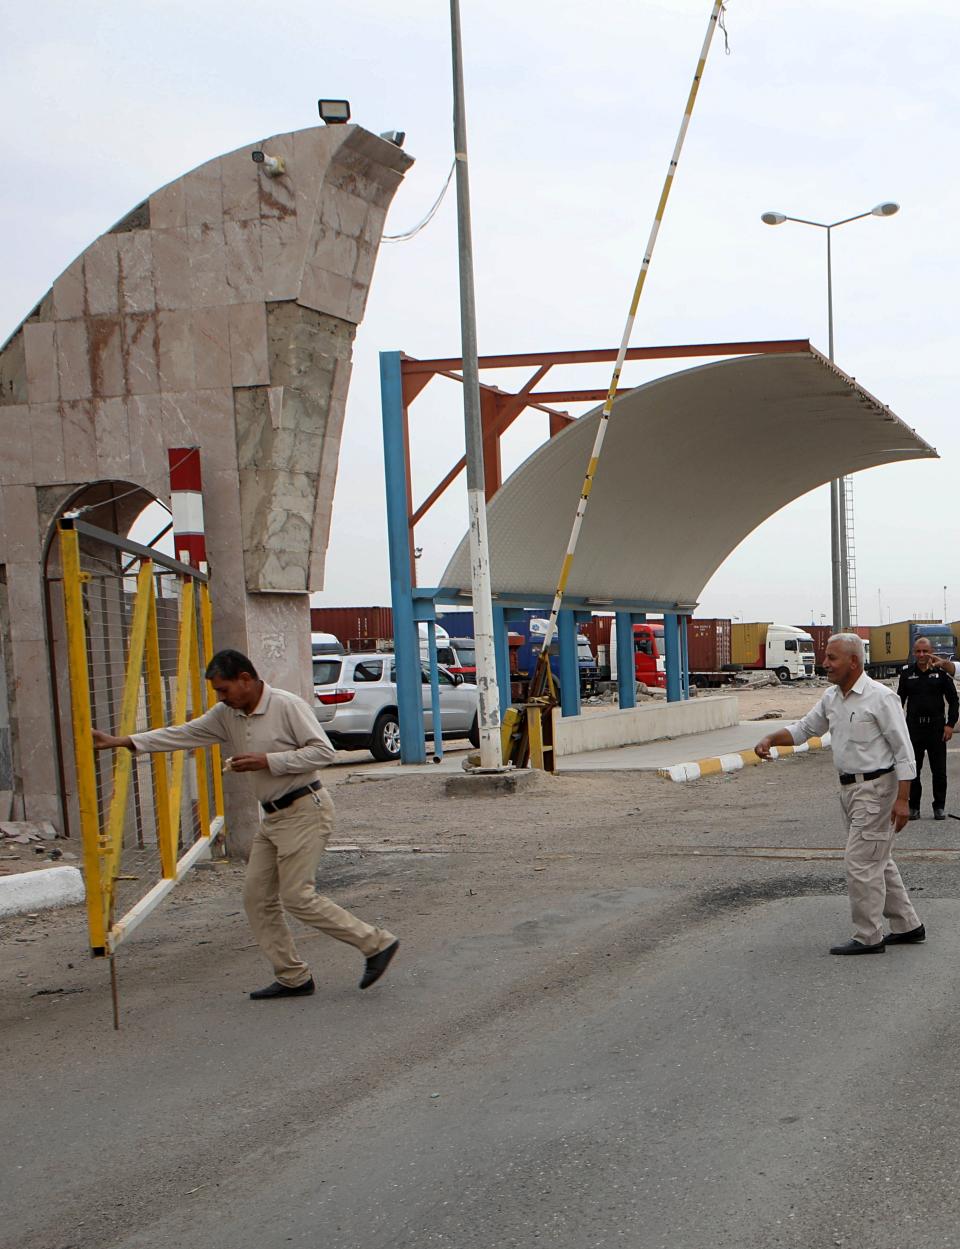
[{"x1": 536, "y1": 1, "x2": 727, "y2": 657}]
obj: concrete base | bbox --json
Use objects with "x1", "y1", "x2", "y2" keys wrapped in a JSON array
[
  {"x1": 553, "y1": 696, "x2": 738, "y2": 758},
  {"x1": 0, "y1": 865, "x2": 85, "y2": 918},
  {"x1": 444, "y1": 769, "x2": 543, "y2": 798}
]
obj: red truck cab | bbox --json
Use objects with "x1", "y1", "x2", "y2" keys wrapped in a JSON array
[{"x1": 608, "y1": 619, "x2": 666, "y2": 688}]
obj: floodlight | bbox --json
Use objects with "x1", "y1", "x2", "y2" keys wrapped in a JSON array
[{"x1": 318, "y1": 99, "x2": 351, "y2": 124}]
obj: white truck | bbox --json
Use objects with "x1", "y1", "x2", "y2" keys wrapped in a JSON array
[{"x1": 732, "y1": 622, "x2": 816, "y2": 682}]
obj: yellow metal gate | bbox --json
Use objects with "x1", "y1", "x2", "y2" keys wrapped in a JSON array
[{"x1": 56, "y1": 517, "x2": 225, "y2": 956}]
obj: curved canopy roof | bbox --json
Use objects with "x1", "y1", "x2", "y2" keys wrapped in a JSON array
[{"x1": 439, "y1": 349, "x2": 936, "y2": 610}]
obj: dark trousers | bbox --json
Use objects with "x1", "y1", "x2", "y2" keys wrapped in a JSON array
[{"x1": 908, "y1": 721, "x2": 947, "y2": 810}]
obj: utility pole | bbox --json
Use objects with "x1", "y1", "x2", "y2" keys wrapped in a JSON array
[
  {"x1": 449, "y1": 0, "x2": 503, "y2": 767},
  {"x1": 762, "y1": 202, "x2": 899, "y2": 631}
]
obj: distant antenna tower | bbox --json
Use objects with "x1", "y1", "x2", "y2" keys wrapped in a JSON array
[{"x1": 843, "y1": 475, "x2": 858, "y2": 625}]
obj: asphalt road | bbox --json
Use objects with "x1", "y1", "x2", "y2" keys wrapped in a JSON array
[
  {"x1": 97, "y1": 899, "x2": 960, "y2": 1249},
  {"x1": 4, "y1": 750, "x2": 960, "y2": 1249}
]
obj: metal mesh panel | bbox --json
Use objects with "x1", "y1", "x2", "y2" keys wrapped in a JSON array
[{"x1": 54, "y1": 520, "x2": 223, "y2": 954}]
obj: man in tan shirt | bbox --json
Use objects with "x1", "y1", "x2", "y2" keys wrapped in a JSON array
[{"x1": 92, "y1": 649, "x2": 399, "y2": 1000}]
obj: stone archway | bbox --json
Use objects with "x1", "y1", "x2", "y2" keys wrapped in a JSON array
[{"x1": 0, "y1": 123, "x2": 412, "y2": 848}]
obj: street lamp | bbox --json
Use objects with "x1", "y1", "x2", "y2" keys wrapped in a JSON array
[{"x1": 761, "y1": 202, "x2": 900, "y2": 631}]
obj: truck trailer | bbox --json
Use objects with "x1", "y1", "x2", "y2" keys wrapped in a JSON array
[
  {"x1": 731, "y1": 622, "x2": 816, "y2": 682},
  {"x1": 867, "y1": 620, "x2": 954, "y2": 678},
  {"x1": 796, "y1": 624, "x2": 871, "y2": 673}
]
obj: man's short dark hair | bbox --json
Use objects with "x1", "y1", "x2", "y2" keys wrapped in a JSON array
[{"x1": 205, "y1": 649, "x2": 259, "y2": 681}]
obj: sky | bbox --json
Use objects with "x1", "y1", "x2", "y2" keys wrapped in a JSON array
[{"x1": 2, "y1": 0, "x2": 957, "y2": 628}]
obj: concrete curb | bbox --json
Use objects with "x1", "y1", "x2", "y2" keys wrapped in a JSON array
[
  {"x1": 0, "y1": 866, "x2": 85, "y2": 919},
  {"x1": 657, "y1": 733, "x2": 831, "y2": 783}
]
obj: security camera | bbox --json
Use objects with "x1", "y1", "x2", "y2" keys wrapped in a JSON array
[
  {"x1": 379, "y1": 130, "x2": 406, "y2": 148},
  {"x1": 251, "y1": 150, "x2": 286, "y2": 177}
]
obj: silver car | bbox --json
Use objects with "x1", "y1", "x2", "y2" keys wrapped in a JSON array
[{"x1": 314, "y1": 651, "x2": 480, "y2": 761}]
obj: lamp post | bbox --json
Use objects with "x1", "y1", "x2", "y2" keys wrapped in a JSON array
[
  {"x1": 449, "y1": 0, "x2": 503, "y2": 768},
  {"x1": 761, "y1": 202, "x2": 899, "y2": 631}
]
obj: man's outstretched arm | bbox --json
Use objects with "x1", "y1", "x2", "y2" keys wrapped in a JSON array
[
  {"x1": 92, "y1": 730, "x2": 134, "y2": 751},
  {"x1": 754, "y1": 728, "x2": 798, "y2": 759},
  {"x1": 92, "y1": 708, "x2": 226, "y2": 755}
]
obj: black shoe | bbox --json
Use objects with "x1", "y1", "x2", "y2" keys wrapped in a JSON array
[
  {"x1": 830, "y1": 939, "x2": 885, "y2": 956},
  {"x1": 909, "y1": 808, "x2": 920, "y2": 820},
  {"x1": 360, "y1": 939, "x2": 399, "y2": 990},
  {"x1": 249, "y1": 977, "x2": 315, "y2": 1000},
  {"x1": 883, "y1": 924, "x2": 926, "y2": 945},
  {"x1": 934, "y1": 808, "x2": 946, "y2": 821}
]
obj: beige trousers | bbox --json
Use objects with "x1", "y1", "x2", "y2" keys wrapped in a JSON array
[
  {"x1": 839, "y1": 770, "x2": 920, "y2": 947},
  {"x1": 243, "y1": 787, "x2": 395, "y2": 988}
]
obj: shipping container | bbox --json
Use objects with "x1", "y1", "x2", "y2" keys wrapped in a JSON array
[
  {"x1": 731, "y1": 622, "x2": 815, "y2": 680},
  {"x1": 582, "y1": 614, "x2": 613, "y2": 653},
  {"x1": 310, "y1": 606, "x2": 393, "y2": 651},
  {"x1": 730, "y1": 622, "x2": 771, "y2": 667},
  {"x1": 795, "y1": 624, "x2": 833, "y2": 670},
  {"x1": 867, "y1": 620, "x2": 951, "y2": 675},
  {"x1": 687, "y1": 618, "x2": 732, "y2": 672}
]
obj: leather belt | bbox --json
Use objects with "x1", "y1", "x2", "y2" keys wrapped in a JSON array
[
  {"x1": 838, "y1": 765, "x2": 894, "y2": 786},
  {"x1": 910, "y1": 716, "x2": 944, "y2": 725},
  {"x1": 261, "y1": 780, "x2": 323, "y2": 813}
]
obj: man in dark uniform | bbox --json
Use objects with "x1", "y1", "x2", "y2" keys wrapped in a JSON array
[{"x1": 897, "y1": 636, "x2": 959, "y2": 820}]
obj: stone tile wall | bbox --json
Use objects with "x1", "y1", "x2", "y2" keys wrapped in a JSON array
[{"x1": 0, "y1": 124, "x2": 412, "y2": 852}]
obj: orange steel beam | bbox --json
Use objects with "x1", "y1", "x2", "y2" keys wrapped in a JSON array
[
  {"x1": 410, "y1": 364, "x2": 560, "y2": 526},
  {"x1": 425, "y1": 366, "x2": 568, "y2": 419},
  {"x1": 531, "y1": 389, "x2": 635, "y2": 403},
  {"x1": 401, "y1": 338, "x2": 813, "y2": 561},
  {"x1": 481, "y1": 389, "x2": 502, "y2": 501},
  {"x1": 401, "y1": 339, "x2": 812, "y2": 374}
]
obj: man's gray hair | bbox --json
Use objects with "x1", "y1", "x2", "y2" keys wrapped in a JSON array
[{"x1": 828, "y1": 632, "x2": 865, "y2": 664}]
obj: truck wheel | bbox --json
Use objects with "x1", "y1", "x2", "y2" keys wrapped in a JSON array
[
  {"x1": 775, "y1": 667, "x2": 791, "y2": 684},
  {"x1": 468, "y1": 713, "x2": 480, "y2": 748},
  {"x1": 370, "y1": 712, "x2": 401, "y2": 761}
]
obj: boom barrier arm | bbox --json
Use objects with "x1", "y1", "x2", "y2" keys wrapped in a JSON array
[{"x1": 522, "y1": 0, "x2": 728, "y2": 743}]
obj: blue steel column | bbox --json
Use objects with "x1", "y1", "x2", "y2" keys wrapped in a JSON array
[
  {"x1": 615, "y1": 610, "x2": 636, "y2": 709},
  {"x1": 557, "y1": 609, "x2": 581, "y2": 717},
  {"x1": 493, "y1": 604, "x2": 510, "y2": 717},
  {"x1": 380, "y1": 351, "x2": 426, "y2": 763},
  {"x1": 664, "y1": 611, "x2": 681, "y2": 702},
  {"x1": 425, "y1": 620, "x2": 443, "y2": 760},
  {"x1": 680, "y1": 614, "x2": 690, "y2": 700}
]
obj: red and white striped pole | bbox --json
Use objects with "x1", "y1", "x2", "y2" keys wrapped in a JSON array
[{"x1": 167, "y1": 447, "x2": 207, "y2": 573}]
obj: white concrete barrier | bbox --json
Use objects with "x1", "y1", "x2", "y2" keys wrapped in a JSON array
[
  {"x1": 0, "y1": 866, "x2": 85, "y2": 918},
  {"x1": 553, "y1": 696, "x2": 739, "y2": 758}
]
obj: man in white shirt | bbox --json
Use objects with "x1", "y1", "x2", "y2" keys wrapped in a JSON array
[
  {"x1": 755, "y1": 632, "x2": 923, "y2": 955},
  {"x1": 92, "y1": 649, "x2": 399, "y2": 999}
]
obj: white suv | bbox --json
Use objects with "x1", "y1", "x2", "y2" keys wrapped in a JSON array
[{"x1": 314, "y1": 651, "x2": 480, "y2": 761}]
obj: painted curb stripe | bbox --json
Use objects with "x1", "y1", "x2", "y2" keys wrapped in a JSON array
[{"x1": 658, "y1": 732, "x2": 831, "y2": 782}]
